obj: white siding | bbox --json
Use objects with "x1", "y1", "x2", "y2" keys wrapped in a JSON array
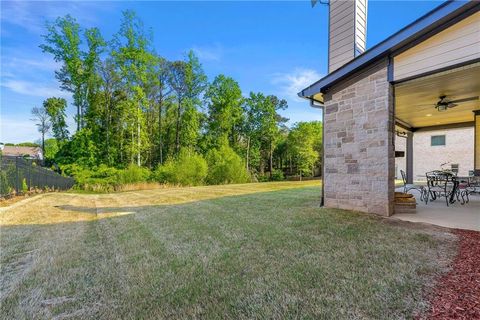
[{"x1": 394, "y1": 12, "x2": 480, "y2": 81}]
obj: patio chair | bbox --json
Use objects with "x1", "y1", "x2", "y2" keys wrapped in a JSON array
[
  {"x1": 400, "y1": 170, "x2": 424, "y2": 199},
  {"x1": 463, "y1": 174, "x2": 480, "y2": 198},
  {"x1": 455, "y1": 176, "x2": 471, "y2": 204},
  {"x1": 424, "y1": 171, "x2": 458, "y2": 206}
]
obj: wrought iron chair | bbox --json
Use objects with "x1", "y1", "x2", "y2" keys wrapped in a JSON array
[
  {"x1": 424, "y1": 171, "x2": 458, "y2": 206},
  {"x1": 468, "y1": 170, "x2": 480, "y2": 193},
  {"x1": 400, "y1": 170, "x2": 424, "y2": 200},
  {"x1": 458, "y1": 173, "x2": 480, "y2": 203}
]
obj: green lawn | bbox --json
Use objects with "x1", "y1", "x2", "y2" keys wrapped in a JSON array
[{"x1": 0, "y1": 181, "x2": 454, "y2": 319}]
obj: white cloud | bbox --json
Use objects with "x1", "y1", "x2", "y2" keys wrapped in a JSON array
[
  {"x1": 1, "y1": 79, "x2": 69, "y2": 99},
  {"x1": 271, "y1": 68, "x2": 322, "y2": 102},
  {"x1": 191, "y1": 43, "x2": 224, "y2": 62},
  {"x1": 2, "y1": 56, "x2": 60, "y2": 73},
  {"x1": 0, "y1": 1, "x2": 116, "y2": 34},
  {"x1": 0, "y1": 116, "x2": 40, "y2": 144}
]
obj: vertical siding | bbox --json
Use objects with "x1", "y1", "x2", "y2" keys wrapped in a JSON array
[
  {"x1": 329, "y1": 0, "x2": 368, "y2": 73},
  {"x1": 394, "y1": 12, "x2": 480, "y2": 81}
]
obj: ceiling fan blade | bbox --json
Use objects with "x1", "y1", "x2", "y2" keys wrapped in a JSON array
[
  {"x1": 447, "y1": 103, "x2": 458, "y2": 108},
  {"x1": 449, "y1": 96, "x2": 479, "y2": 104},
  {"x1": 414, "y1": 104, "x2": 436, "y2": 108}
]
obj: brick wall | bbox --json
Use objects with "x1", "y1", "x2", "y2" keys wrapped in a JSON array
[
  {"x1": 394, "y1": 128, "x2": 473, "y2": 181},
  {"x1": 413, "y1": 127, "x2": 474, "y2": 178},
  {"x1": 323, "y1": 60, "x2": 395, "y2": 216}
]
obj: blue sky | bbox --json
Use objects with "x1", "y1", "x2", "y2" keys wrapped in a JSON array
[{"x1": 1, "y1": 0, "x2": 443, "y2": 143}]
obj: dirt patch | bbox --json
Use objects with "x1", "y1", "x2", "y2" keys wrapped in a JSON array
[{"x1": 422, "y1": 229, "x2": 480, "y2": 319}]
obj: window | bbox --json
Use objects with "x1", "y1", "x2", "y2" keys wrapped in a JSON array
[
  {"x1": 451, "y1": 164, "x2": 459, "y2": 174},
  {"x1": 431, "y1": 135, "x2": 446, "y2": 146}
]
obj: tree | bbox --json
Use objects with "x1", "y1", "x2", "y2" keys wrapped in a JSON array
[
  {"x1": 206, "y1": 143, "x2": 250, "y2": 185},
  {"x1": 43, "y1": 138, "x2": 59, "y2": 161},
  {"x1": 44, "y1": 97, "x2": 69, "y2": 141},
  {"x1": 243, "y1": 93, "x2": 288, "y2": 176},
  {"x1": 265, "y1": 95, "x2": 288, "y2": 176},
  {"x1": 169, "y1": 51, "x2": 207, "y2": 155},
  {"x1": 169, "y1": 61, "x2": 188, "y2": 155},
  {"x1": 31, "y1": 106, "x2": 51, "y2": 154},
  {"x1": 41, "y1": 15, "x2": 84, "y2": 131},
  {"x1": 204, "y1": 75, "x2": 244, "y2": 148},
  {"x1": 34, "y1": 10, "x2": 326, "y2": 189},
  {"x1": 287, "y1": 121, "x2": 323, "y2": 177},
  {"x1": 112, "y1": 10, "x2": 155, "y2": 166},
  {"x1": 97, "y1": 58, "x2": 122, "y2": 165},
  {"x1": 55, "y1": 128, "x2": 97, "y2": 166},
  {"x1": 152, "y1": 57, "x2": 172, "y2": 165}
]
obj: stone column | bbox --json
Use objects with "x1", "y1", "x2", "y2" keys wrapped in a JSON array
[
  {"x1": 475, "y1": 111, "x2": 480, "y2": 170},
  {"x1": 406, "y1": 132, "x2": 414, "y2": 183},
  {"x1": 322, "y1": 59, "x2": 395, "y2": 216}
]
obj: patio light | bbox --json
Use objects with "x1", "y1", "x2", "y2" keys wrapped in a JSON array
[{"x1": 437, "y1": 104, "x2": 448, "y2": 112}]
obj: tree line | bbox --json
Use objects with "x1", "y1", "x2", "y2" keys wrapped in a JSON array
[{"x1": 30, "y1": 11, "x2": 322, "y2": 186}]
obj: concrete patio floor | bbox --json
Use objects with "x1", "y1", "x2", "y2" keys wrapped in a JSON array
[{"x1": 393, "y1": 189, "x2": 480, "y2": 231}]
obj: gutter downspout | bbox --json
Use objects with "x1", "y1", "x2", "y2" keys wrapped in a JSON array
[{"x1": 309, "y1": 98, "x2": 325, "y2": 207}]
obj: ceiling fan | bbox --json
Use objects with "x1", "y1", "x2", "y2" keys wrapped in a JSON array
[{"x1": 433, "y1": 95, "x2": 479, "y2": 112}]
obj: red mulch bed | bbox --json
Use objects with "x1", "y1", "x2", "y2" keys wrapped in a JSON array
[{"x1": 423, "y1": 229, "x2": 480, "y2": 319}]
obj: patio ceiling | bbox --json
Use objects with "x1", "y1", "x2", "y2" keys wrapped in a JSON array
[{"x1": 395, "y1": 62, "x2": 480, "y2": 129}]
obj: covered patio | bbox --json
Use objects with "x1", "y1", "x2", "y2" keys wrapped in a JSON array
[
  {"x1": 392, "y1": 60, "x2": 479, "y2": 231},
  {"x1": 298, "y1": 2, "x2": 479, "y2": 231}
]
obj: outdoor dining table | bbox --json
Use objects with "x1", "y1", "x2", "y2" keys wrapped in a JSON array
[
  {"x1": 424, "y1": 170, "x2": 460, "y2": 206},
  {"x1": 423, "y1": 171, "x2": 480, "y2": 206}
]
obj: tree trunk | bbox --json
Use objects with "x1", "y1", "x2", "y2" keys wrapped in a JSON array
[
  {"x1": 158, "y1": 100, "x2": 163, "y2": 164},
  {"x1": 137, "y1": 105, "x2": 141, "y2": 166},
  {"x1": 77, "y1": 104, "x2": 80, "y2": 132},
  {"x1": 246, "y1": 136, "x2": 250, "y2": 171},
  {"x1": 175, "y1": 98, "x2": 181, "y2": 155},
  {"x1": 106, "y1": 95, "x2": 111, "y2": 165},
  {"x1": 131, "y1": 128, "x2": 134, "y2": 165},
  {"x1": 41, "y1": 132, "x2": 45, "y2": 156},
  {"x1": 269, "y1": 141, "x2": 273, "y2": 177}
]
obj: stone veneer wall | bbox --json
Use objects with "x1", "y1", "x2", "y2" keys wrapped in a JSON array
[{"x1": 323, "y1": 60, "x2": 395, "y2": 216}]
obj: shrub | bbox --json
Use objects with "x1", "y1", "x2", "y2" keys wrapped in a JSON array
[
  {"x1": 0, "y1": 170, "x2": 10, "y2": 196},
  {"x1": 155, "y1": 149, "x2": 208, "y2": 186},
  {"x1": 61, "y1": 164, "x2": 147, "y2": 191},
  {"x1": 257, "y1": 174, "x2": 270, "y2": 183},
  {"x1": 116, "y1": 164, "x2": 151, "y2": 185},
  {"x1": 270, "y1": 169, "x2": 285, "y2": 181},
  {"x1": 22, "y1": 178, "x2": 28, "y2": 193},
  {"x1": 206, "y1": 144, "x2": 250, "y2": 185}
]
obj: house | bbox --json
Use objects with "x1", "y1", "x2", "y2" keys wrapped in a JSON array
[
  {"x1": 1, "y1": 145, "x2": 44, "y2": 160},
  {"x1": 299, "y1": 0, "x2": 479, "y2": 216}
]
